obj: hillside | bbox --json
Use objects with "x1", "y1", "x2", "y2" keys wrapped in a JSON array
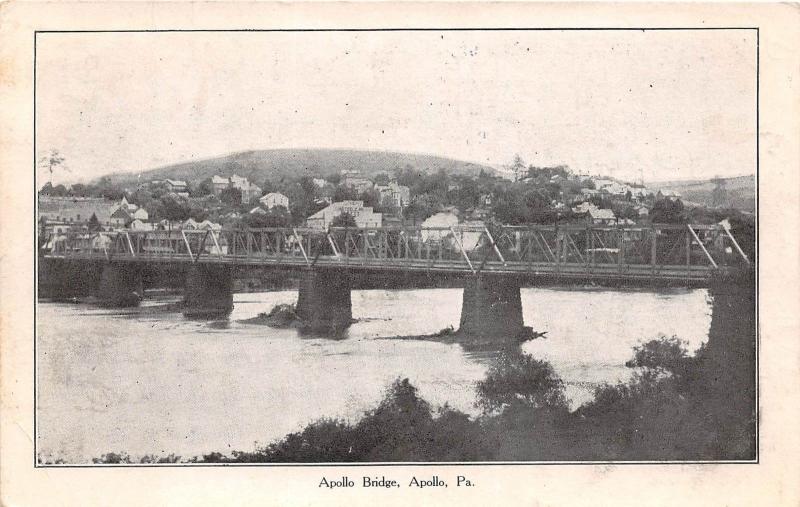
[
  {"x1": 102, "y1": 149, "x2": 496, "y2": 187},
  {"x1": 646, "y1": 175, "x2": 756, "y2": 212}
]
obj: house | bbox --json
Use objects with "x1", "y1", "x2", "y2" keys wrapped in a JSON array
[
  {"x1": 229, "y1": 174, "x2": 248, "y2": 188},
  {"x1": 182, "y1": 218, "x2": 199, "y2": 230},
  {"x1": 419, "y1": 212, "x2": 483, "y2": 252},
  {"x1": 341, "y1": 170, "x2": 374, "y2": 193},
  {"x1": 312, "y1": 178, "x2": 328, "y2": 188},
  {"x1": 196, "y1": 219, "x2": 222, "y2": 231},
  {"x1": 132, "y1": 208, "x2": 149, "y2": 221},
  {"x1": 259, "y1": 192, "x2": 289, "y2": 210},
  {"x1": 374, "y1": 182, "x2": 410, "y2": 209},
  {"x1": 130, "y1": 219, "x2": 156, "y2": 231},
  {"x1": 636, "y1": 206, "x2": 650, "y2": 217},
  {"x1": 572, "y1": 202, "x2": 598, "y2": 214},
  {"x1": 420, "y1": 211, "x2": 459, "y2": 243},
  {"x1": 588, "y1": 208, "x2": 616, "y2": 225},
  {"x1": 242, "y1": 183, "x2": 262, "y2": 203},
  {"x1": 165, "y1": 179, "x2": 188, "y2": 194},
  {"x1": 598, "y1": 181, "x2": 626, "y2": 196},
  {"x1": 211, "y1": 175, "x2": 230, "y2": 194},
  {"x1": 110, "y1": 206, "x2": 133, "y2": 226},
  {"x1": 594, "y1": 178, "x2": 615, "y2": 189},
  {"x1": 306, "y1": 200, "x2": 382, "y2": 230}
]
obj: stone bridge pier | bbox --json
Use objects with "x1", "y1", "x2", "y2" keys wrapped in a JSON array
[
  {"x1": 98, "y1": 262, "x2": 144, "y2": 307},
  {"x1": 183, "y1": 264, "x2": 234, "y2": 318},
  {"x1": 458, "y1": 275, "x2": 525, "y2": 342},
  {"x1": 296, "y1": 269, "x2": 352, "y2": 332}
]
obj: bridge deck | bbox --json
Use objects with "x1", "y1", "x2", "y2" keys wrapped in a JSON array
[{"x1": 40, "y1": 223, "x2": 749, "y2": 286}]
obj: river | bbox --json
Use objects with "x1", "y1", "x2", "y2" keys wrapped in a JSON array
[{"x1": 36, "y1": 287, "x2": 712, "y2": 463}]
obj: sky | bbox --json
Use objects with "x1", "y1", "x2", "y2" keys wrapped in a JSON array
[{"x1": 35, "y1": 29, "x2": 757, "y2": 186}]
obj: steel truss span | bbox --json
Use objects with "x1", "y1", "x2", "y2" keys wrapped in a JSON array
[{"x1": 41, "y1": 223, "x2": 750, "y2": 285}]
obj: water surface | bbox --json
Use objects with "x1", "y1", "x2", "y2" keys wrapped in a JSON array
[{"x1": 36, "y1": 287, "x2": 711, "y2": 463}]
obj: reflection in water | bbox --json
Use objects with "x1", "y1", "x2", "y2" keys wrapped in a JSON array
[{"x1": 36, "y1": 287, "x2": 711, "y2": 463}]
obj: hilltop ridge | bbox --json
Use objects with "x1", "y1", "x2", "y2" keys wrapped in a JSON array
[{"x1": 100, "y1": 148, "x2": 497, "y2": 186}]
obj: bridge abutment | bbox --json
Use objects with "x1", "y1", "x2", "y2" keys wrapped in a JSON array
[
  {"x1": 458, "y1": 275, "x2": 525, "y2": 342},
  {"x1": 296, "y1": 269, "x2": 352, "y2": 332},
  {"x1": 38, "y1": 258, "x2": 104, "y2": 301},
  {"x1": 183, "y1": 264, "x2": 234, "y2": 318}
]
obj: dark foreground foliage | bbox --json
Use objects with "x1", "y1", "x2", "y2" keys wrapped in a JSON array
[{"x1": 89, "y1": 268, "x2": 755, "y2": 464}]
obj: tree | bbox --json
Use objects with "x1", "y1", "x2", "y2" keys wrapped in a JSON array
[
  {"x1": 373, "y1": 172, "x2": 390, "y2": 186},
  {"x1": 241, "y1": 207, "x2": 291, "y2": 228},
  {"x1": 333, "y1": 185, "x2": 359, "y2": 202},
  {"x1": 160, "y1": 195, "x2": 191, "y2": 222},
  {"x1": 87, "y1": 213, "x2": 102, "y2": 232},
  {"x1": 711, "y1": 177, "x2": 729, "y2": 207},
  {"x1": 359, "y1": 188, "x2": 381, "y2": 210},
  {"x1": 193, "y1": 178, "x2": 214, "y2": 197},
  {"x1": 511, "y1": 154, "x2": 526, "y2": 181},
  {"x1": 650, "y1": 198, "x2": 685, "y2": 224},
  {"x1": 70, "y1": 183, "x2": 89, "y2": 197},
  {"x1": 331, "y1": 212, "x2": 357, "y2": 227},
  {"x1": 38, "y1": 149, "x2": 69, "y2": 183},
  {"x1": 220, "y1": 187, "x2": 242, "y2": 207}
]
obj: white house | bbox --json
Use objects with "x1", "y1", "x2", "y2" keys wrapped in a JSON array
[
  {"x1": 259, "y1": 192, "x2": 289, "y2": 210},
  {"x1": 132, "y1": 208, "x2": 149, "y2": 220},
  {"x1": 588, "y1": 208, "x2": 616, "y2": 225},
  {"x1": 420, "y1": 211, "x2": 459, "y2": 243},
  {"x1": 211, "y1": 175, "x2": 230, "y2": 193},
  {"x1": 306, "y1": 200, "x2": 382, "y2": 230},
  {"x1": 165, "y1": 179, "x2": 188, "y2": 194}
]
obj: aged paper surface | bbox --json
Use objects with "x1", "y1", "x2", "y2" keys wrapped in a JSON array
[{"x1": 1, "y1": 2, "x2": 799, "y2": 505}]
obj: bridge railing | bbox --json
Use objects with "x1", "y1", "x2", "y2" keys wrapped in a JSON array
[{"x1": 40, "y1": 223, "x2": 750, "y2": 277}]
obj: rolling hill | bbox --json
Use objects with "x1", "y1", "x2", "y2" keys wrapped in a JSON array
[
  {"x1": 646, "y1": 174, "x2": 756, "y2": 212},
  {"x1": 102, "y1": 149, "x2": 497, "y2": 187}
]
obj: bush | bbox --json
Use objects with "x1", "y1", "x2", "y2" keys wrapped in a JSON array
[
  {"x1": 476, "y1": 350, "x2": 569, "y2": 413},
  {"x1": 625, "y1": 335, "x2": 695, "y2": 381}
]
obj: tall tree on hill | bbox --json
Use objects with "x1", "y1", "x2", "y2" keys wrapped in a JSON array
[
  {"x1": 87, "y1": 213, "x2": 101, "y2": 232},
  {"x1": 38, "y1": 149, "x2": 69, "y2": 184},
  {"x1": 711, "y1": 177, "x2": 729, "y2": 208}
]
